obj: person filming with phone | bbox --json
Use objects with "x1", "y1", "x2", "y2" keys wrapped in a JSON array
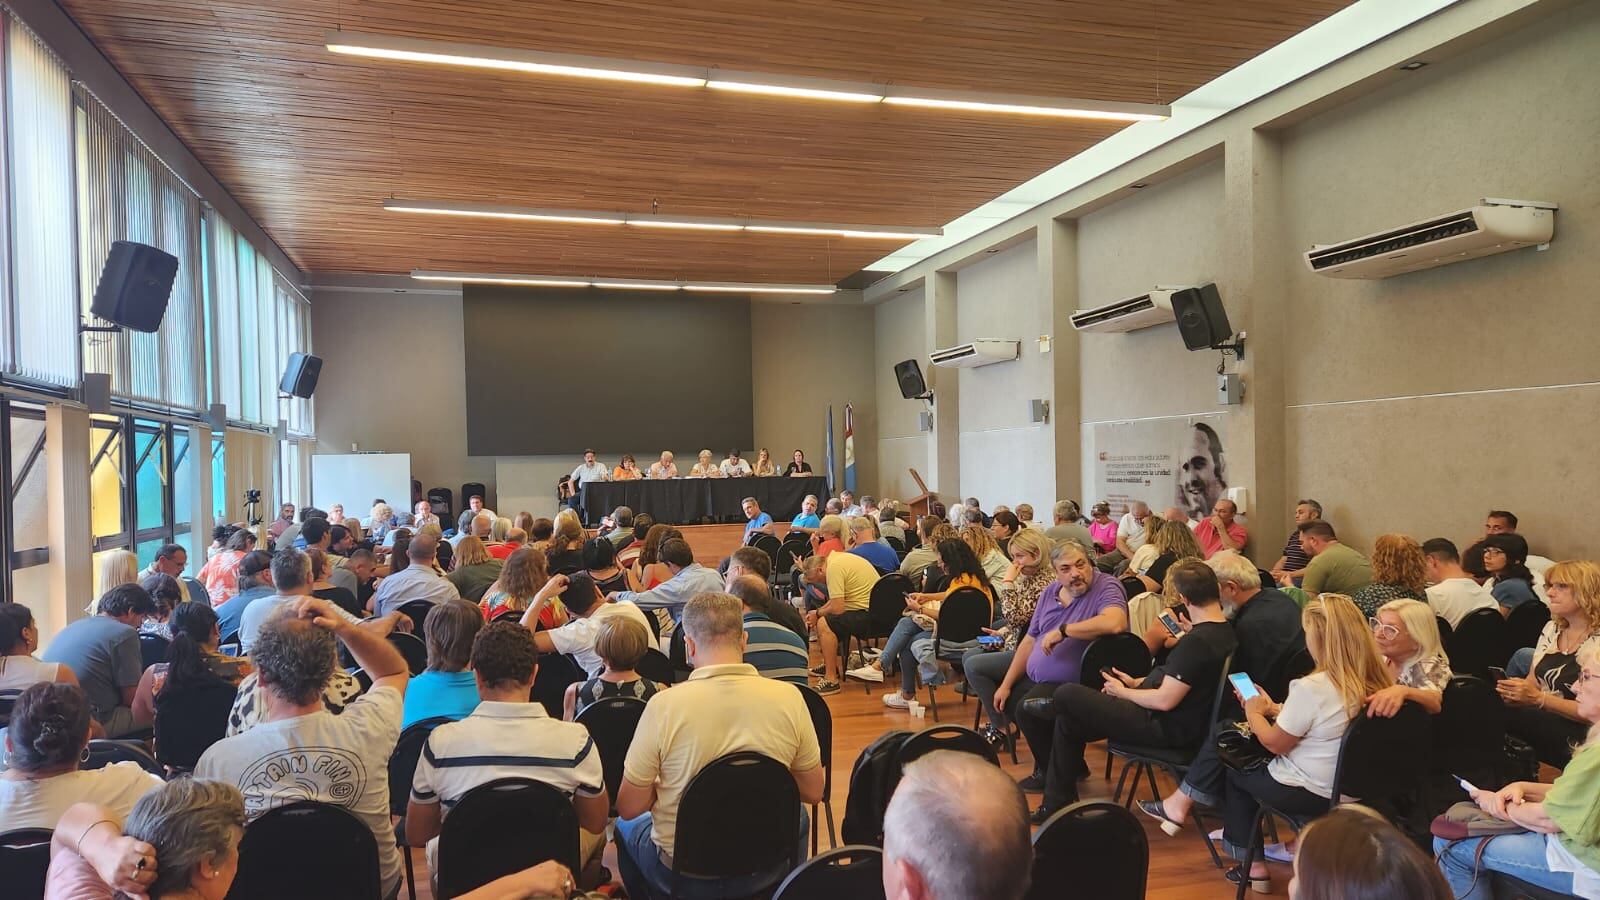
[{"x1": 1028, "y1": 559, "x2": 1236, "y2": 824}]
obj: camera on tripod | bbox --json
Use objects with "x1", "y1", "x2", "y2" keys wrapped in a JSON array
[{"x1": 243, "y1": 489, "x2": 264, "y2": 527}]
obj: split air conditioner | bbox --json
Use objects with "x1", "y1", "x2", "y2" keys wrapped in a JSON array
[
  {"x1": 929, "y1": 340, "x2": 1020, "y2": 369},
  {"x1": 1305, "y1": 199, "x2": 1556, "y2": 279},
  {"x1": 1070, "y1": 289, "x2": 1177, "y2": 333}
]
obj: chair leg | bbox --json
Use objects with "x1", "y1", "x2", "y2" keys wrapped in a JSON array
[
  {"x1": 972, "y1": 699, "x2": 981, "y2": 731},
  {"x1": 1007, "y1": 725, "x2": 1020, "y2": 765},
  {"x1": 925, "y1": 684, "x2": 940, "y2": 722},
  {"x1": 1236, "y1": 811, "x2": 1266, "y2": 900},
  {"x1": 810, "y1": 802, "x2": 819, "y2": 855},
  {"x1": 1104, "y1": 749, "x2": 1114, "y2": 780},
  {"x1": 403, "y1": 844, "x2": 417, "y2": 900},
  {"x1": 824, "y1": 799, "x2": 837, "y2": 849},
  {"x1": 1193, "y1": 808, "x2": 1225, "y2": 870},
  {"x1": 1111, "y1": 757, "x2": 1135, "y2": 804},
  {"x1": 1143, "y1": 763, "x2": 1164, "y2": 805}
]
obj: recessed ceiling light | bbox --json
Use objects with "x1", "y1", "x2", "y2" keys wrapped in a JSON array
[
  {"x1": 1397, "y1": 60, "x2": 1429, "y2": 71},
  {"x1": 1129, "y1": 182, "x2": 1149, "y2": 189},
  {"x1": 384, "y1": 199, "x2": 941, "y2": 240},
  {"x1": 412, "y1": 270, "x2": 836, "y2": 295}
]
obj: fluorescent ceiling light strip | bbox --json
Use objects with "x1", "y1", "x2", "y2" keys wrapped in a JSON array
[
  {"x1": 385, "y1": 199, "x2": 940, "y2": 239},
  {"x1": 326, "y1": 31, "x2": 1169, "y2": 121},
  {"x1": 413, "y1": 270, "x2": 834, "y2": 294}
]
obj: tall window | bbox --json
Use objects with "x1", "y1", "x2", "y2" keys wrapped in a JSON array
[
  {"x1": 91, "y1": 415, "x2": 181, "y2": 569},
  {"x1": 2, "y1": 400, "x2": 50, "y2": 601},
  {"x1": 210, "y1": 435, "x2": 226, "y2": 524}
]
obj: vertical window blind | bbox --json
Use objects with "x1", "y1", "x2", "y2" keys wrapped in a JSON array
[
  {"x1": 4, "y1": 15, "x2": 77, "y2": 387},
  {"x1": 75, "y1": 87, "x2": 204, "y2": 413}
]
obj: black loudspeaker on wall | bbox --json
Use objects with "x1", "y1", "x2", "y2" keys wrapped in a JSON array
[
  {"x1": 279, "y1": 352, "x2": 323, "y2": 399},
  {"x1": 1171, "y1": 283, "x2": 1234, "y2": 351},
  {"x1": 92, "y1": 241, "x2": 178, "y2": 333},
  {"x1": 894, "y1": 359, "x2": 929, "y2": 399}
]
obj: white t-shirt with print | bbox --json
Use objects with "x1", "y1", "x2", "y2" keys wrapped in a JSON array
[
  {"x1": 196, "y1": 685, "x2": 405, "y2": 893},
  {"x1": 1266, "y1": 671, "x2": 1351, "y2": 799},
  {"x1": 546, "y1": 602, "x2": 660, "y2": 677},
  {"x1": 0, "y1": 762, "x2": 162, "y2": 831}
]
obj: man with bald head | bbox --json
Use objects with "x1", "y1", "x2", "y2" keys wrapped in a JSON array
[
  {"x1": 371, "y1": 532, "x2": 461, "y2": 617},
  {"x1": 883, "y1": 751, "x2": 1032, "y2": 900}
]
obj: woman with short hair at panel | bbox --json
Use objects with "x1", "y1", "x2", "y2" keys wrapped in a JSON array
[
  {"x1": 751, "y1": 448, "x2": 778, "y2": 477},
  {"x1": 688, "y1": 449, "x2": 722, "y2": 478},
  {"x1": 785, "y1": 449, "x2": 813, "y2": 477},
  {"x1": 1483, "y1": 532, "x2": 1539, "y2": 613},
  {"x1": 614, "y1": 454, "x2": 643, "y2": 481},
  {"x1": 1438, "y1": 638, "x2": 1600, "y2": 899},
  {"x1": 1351, "y1": 534, "x2": 1430, "y2": 617},
  {"x1": 1498, "y1": 560, "x2": 1600, "y2": 768},
  {"x1": 1218, "y1": 594, "x2": 1393, "y2": 894},
  {"x1": 0, "y1": 682, "x2": 162, "y2": 831}
]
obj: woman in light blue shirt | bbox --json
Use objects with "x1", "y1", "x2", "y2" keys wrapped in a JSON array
[{"x1": 401, "y1": 599, "x2": 483, "y2": 729}]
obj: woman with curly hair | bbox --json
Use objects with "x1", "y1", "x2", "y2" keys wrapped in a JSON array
[
  {"x1": 480, "y1": 546, "x2": 567, "y2": 629},
  {"x1": 961, "y1": 523, "x2": 1010, "y2": 583},
  {"x1": 1351, "y1": 533, "x2": 1429, "y2": 617}
]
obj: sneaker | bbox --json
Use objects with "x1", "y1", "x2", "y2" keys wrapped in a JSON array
[
  {"x1": 1017, "y1": 772, "x2": 1045, "y2": 793},
  {"x1": 860, "y1": 647, "x2": 881, "y2": 661},
  {"x1": 814, "y1": 679, "x2": 840, "y2": 695},
  {"x1": 881, "y1": 692, "x2": 911, "y2": 709},
  {"x1": 954, "y1": 680, "x2": 974, "y2": 697},
  {"x1": 846, "y1": 664, "x2": 885, "y2": 683},
  {"x1": 809, "y1": 663, "x2": 826, "y2": 676}
]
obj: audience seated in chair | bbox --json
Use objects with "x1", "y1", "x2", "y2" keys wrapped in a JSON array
[
  {"x1": 611, "y1": 537, "x2": 725, "y2": 622},
  {"x1": 615, "y1": 592, "x2": 824, "y2": 900},
  {"x1": 196, "y1": 596, "x2": 411, "y2": 897},
  {"x1": 131, "y1": 601, "x2": 251, "y2": 730},
  {"x1": 727, "y1": 574, "x2": 810, "y2": 684},
  {"x1": 522, "y1": 571, "x2": 659, "y2": 681},
  {"x1": 1497, "y1": 560, "x2": 1600, "y2": 769},
  {"x1": 1295, "y1": 806, "x2": 1451, "y2": 899},
  {"x1": 1289, "y1": 521, "x2": 1373, "y2": 596},
  {"x1": 401, "y1": 599, "x2": 483, "y2": 729},
  {"x1": 372, "y1": 534, "x2": 462, "y2": 618},
  {"x1": 882, "y1": 750, "x2": 1031, "y2": 900},
  {"x1": 564, "y1": 615, "x2": 661, "y2": 720},
  {"x1": 1268, "y1": 499, "x2": 1322, "y2": 588},
  {"x1": 800, "y1": 549, "x2": 882, "y2": 695},
  {"x1": 407, "y1": 620, "x2": 609, "y2": 887},
  {"x1": 961, "y1": 529, "x2": 1053, "y2": 747},
  {"x1": 40, "y1": 584, "x2": 156, "y2": 738},
  {"x1": 0, "y1": 602, "x2": 81, "y2": 708},
  {"x1": 847, "y1": 516, "x2": 900, "y2": 575},
  {"x1": 1367, "y1": 599, "x2": 1452, "y2": 716},
  {"x1": 1423, "y1": 538, "x2": 1499, "y2": 628}
]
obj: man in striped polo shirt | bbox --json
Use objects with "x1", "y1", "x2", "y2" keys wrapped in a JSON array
[
  {"x1": 728, "y1": 575, "x2": 809, "y2": 685},
  {"x1": 406, "y1": 621, "x2": 609, "y2": 887}
]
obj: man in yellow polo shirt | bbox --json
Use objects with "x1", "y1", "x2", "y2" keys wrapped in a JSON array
[
  {"x1": 616, "y1": 593, "x2": 823, "y2": 898},
  {"x1": 801, "y1": 550, "x2": 881, "y2": 694}
]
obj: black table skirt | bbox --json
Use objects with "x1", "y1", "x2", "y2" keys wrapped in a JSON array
[{"x1": 579, "y1": 476, "x2": 829, "y2": 526}]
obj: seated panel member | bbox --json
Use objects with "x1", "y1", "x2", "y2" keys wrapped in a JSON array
[
  {"x1": 720, "y1": 448, "x2": 753, "y2": 478},
  {"x1": 784, "y1": 449, "x2": 814, "y2": 477},
  {"x1": 688, "y1": 449, "x2": 723, "y2": 478},
  {"x1": 613, "y1": 454, "x2": 643, "y2": 481},
  {"x1": 647, "y1": 451, "x2": 679, "y2": 479}
]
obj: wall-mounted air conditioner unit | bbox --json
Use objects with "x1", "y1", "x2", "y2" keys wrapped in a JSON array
[
  {"x1": 1070, "y1": 289, "x2": 1177, "y2": 333},
  {"x1": 929, "y1": 340, "x2": 1019, "y2": 369},
  {"x1": 1305, "y1": 198, "x2": 1556, "y2": 279}
]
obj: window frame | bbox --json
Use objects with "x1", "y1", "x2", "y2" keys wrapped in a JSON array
[
  {"x1": 0, "y1": 397, "x2": 49, "y2": 599},
  {"x1": 90, "y1": 412, "x2": 181, "y2": 558}
]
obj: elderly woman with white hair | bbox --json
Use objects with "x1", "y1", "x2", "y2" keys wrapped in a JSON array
[
  {"x1": 687, "y1": 449, "x2": 722, "y2": 478},
  {"x1": 1366, "y1": 598, "x2": 1451, "y2": 716}
]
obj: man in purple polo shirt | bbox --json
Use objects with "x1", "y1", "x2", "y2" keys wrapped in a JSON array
[{"x1": 992, "y1": 540, "x2": 1128, "y2": 792}]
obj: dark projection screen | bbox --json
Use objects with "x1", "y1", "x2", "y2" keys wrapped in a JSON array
[{"x1": 462, "y1": 285, "x2": 754, "y2": 455}]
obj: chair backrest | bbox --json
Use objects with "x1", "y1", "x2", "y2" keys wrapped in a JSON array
[
  {"x1": 395, "y1": 600, "x2": 435, "y2": 637},
  {"x1": 673, "y1": 752, "x2": 801, "y2": 881},
  {"x1": 140, "y1": 632, "x2": 171, "y2": 669},
  {"x1": 868, "y1": 574, "x2": 914, "y2": 629},
  {"x1": 898, "y1": 725, "x2": 1000, "y2": 769},
  {"x1": 532, "y1": 652, "x2": 586, "y2": 717},
  {"x1": 84, "y1": 739, "x2": 163, "y2": 775},
  {"x1": 1446, "y1": 607, "x2": 1509, "y2": 680},
  {"x1": 1435, "y1": 616, "x2": 1454, "y2": 646},
  {"x1": 1264, "y1": 644, "x2": 1316, "y2": 701},
  {"x1": 388, "y1": 716, "x2": 455, "y2": 817},
  {"x1": 154, "y1": 675, "x2": 238, "y2": 771},
  {"x1": 490, "y1": 607, "x2": 523, "y2": 624},
  {"x1": 1505, "y1": 600, "x2": 1551, "y2": 652},
  {"x1": 773, "y1": 845, "x2": 885, "y2": 900},
  {"x1": 575, "y1": 695, "x2": 647, "y2": 812},
  {"x1": 751, "y1": 533, "x2": 783, "y2": 563},
  {"x1": 636, "y1": 647, "x2": 676, "y2": 685},
  {"x1": 428, "y1": 487, "x2": 453, "y2": 520},
  {"x1": 669, "y1": 624, "x2": 689, "y2": 669},
  {"x1": 229, "y1": 801, "x2": 381, "y2": 900},
  {"x1": 0, "y1": 828, "x2": 53, "y2": 900},
  {"x1": 933, "y1": 588, "x2": 991, "y2": 648},
  {"x1": 436, "y1": 777, "x2": 579, "y2": 899},
  {"x1": 1330, "y1": 701, "x2": 1433, "y2": 807},
  {"x1": 1027, "y1": 801, "x2": 1148, "y2": 900},
  {"x1": 795, "y1": 684, "x2": 834, "y2": 794},
  {"x1": 460, "y1": 483, "x2": 487, "y2": 510},
  {"x1": 388, "y1": 630, "x2": 428, "y2": 675},
  {"x1": 1078, "y1": 633, "x2": 1153, "y2": 688},
  {"x1": 884, "y1": 534, "x2": 906, "y2": 553},
  {"x1": 218, "y1": 630, "x2": 242, "y2": 656},
  {"x1": 1434, "y1": 676, "x2": 1507, "y2": 779},
  {"x1": 781, "y1": 535, "x2": 813, "y2": 561}
]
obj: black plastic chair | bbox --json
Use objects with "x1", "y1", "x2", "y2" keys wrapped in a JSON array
[
  {"x1": 1505, "y1": 600, "x2": 1551, "y2": 653},
  {"x1": 230, "y1": 801, "x2": 382, "y2": 900},
  {"x1": 575, "y1": 696, "x2": 646, "y2": 816},
  {"x1": 1491, "y1": 872, "x2": 1583, "y2": 899},
  {"x1": 670, "y1": 752, "x2": 802, "y2": 898},
  {"x1": 389, "y1": 715, "x2": 454, "y2": 900},
  {"x1": 1079, "y1": 633, "x2": 1154, "y2": 688},
  {"x1": 921, "y1": 588, "x2": 990, "y2": 721},
  {"x1": 668, "y1": 626, "x2": 695, "y2": 682},
  {"x1": 140, "y1": 632, "x2": 171, "y2": 669},
  {"x1": 751, "y1": 532, "x2": 783, "y2": 564},
  {"x1": 394, "y1": 600, "x2": 436, "y2": 636},
  {"x1": 773, "y1": 845, "x2": 884, "y2": 900},
  {"x1": 0, "y1": 692, "x2": 15, "y2": 726},
  {"x1": 1436, "y1": 615, "x2": 1455, "y2": 646},
  {"x1": 1447, "y1": 607, "x2": 1510, "y2": 681},
  {"x1": 1263, "y1": 644, "x2": 1315, "y2": 702},
  {"x1": 532, "y1": 652, "x2": 586, "y2": 718},
  {"x1": 389, "y1": 631, "x2": 428, "y2": 675},
  {"x1": 154, "y1": 676, "x2": 238, "y2": 772},
  {"x1": 435, "y1": 777, "x2": 580, "y2": 900},
  {"x1": 884, "y1": 535, "x2": 906, "y2": 554},
  {"x1": 1435, "y1": 675, "x2": 1509, "y2": 789},
  {"x1": 795, "y1": 684, "x2": 838, "y2": 853},
  {"x1": 1232, "y1": 702, "x2": 1433, "y2": 900},
  {"x1": 636, "y1": 647, "x2": 675, "y2": 686},
  {"x1": 84, "y1": 739, "x2": 162, "y2": 775},
  {"x1": 1027, "y1": 801, "x2": 1147, "y2": 900},
  {"x1": 899, "y1": 724, "x2": 1001, "y2": 769},
  {"x1": 853, "y1": 574, "x2": 913, "y2": 694},
  {"x1": 0, "y1": 828, "x2": 53, "y2": 900}
]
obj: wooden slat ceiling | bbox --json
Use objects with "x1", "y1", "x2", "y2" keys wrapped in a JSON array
[{"x1": 58, "y1": 0, "x2": 1353, "y2": 284}]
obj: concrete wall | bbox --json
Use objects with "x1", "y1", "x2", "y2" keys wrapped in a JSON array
[{"x1": 874, "y1": 287, "x2": 929, "y2": 501}]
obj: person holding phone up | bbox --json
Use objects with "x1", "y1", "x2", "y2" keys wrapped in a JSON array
[{"x1": 1028, "y1": 559, "x2": 1237, "y2": 825}]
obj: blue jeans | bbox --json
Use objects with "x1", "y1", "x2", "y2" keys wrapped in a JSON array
[
  {"x1": 1435, "y1": 833, "x2": 1574, "y2": 900},
  {"x1": 880, "y1": 617, "x2": 931, "y2": 694},
  {"x1": 615, "y1": 809, "x2": 809, "y2": 900},
  {"x1": 1507, "y1": 647, "x2": 1536, "y2": 679}
]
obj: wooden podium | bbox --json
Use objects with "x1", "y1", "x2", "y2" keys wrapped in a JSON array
[{"x1": 905, "y1": 468, "x2": 940, "y2": 519}]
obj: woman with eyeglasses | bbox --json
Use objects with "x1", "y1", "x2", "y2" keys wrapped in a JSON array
[
  {"x1": 1482, "y1": 533, "x2": 1539, "y2": 613},
  {"x1": 1498, "y1": 560, "x2": 1600, "y2": 768},
  {"x1": 1437, "y1": 641, "x2": 1600, "y2": 899},
  {"x1": 1365, "y1": 599, "x2": 1451, "y2": 717}
]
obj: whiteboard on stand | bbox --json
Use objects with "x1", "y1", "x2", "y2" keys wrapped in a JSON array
[{"x1": 311, "y1": 453, "x2": 411, "y2": 523}]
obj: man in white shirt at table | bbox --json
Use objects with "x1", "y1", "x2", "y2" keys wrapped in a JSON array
[
  {"x1": 568, "y1": 448, "x2": 612, "y2": 515},
  {"x1": 720, "y1": 449, "x2": 753, "y2": 478}
]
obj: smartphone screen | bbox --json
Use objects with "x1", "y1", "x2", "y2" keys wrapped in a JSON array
[
  {"x1": 1229, "y1": 672, "x2": 1259, "y2": 701},
  {"x1": 1158, "y1": 610, "x2": 1182, "y2": 637},
  {"x1": 977, "y1": 635, "x2": 1002, "y2": 647}
]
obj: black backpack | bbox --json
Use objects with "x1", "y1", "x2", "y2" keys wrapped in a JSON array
[{"x1": 840, "y1": 729, "x2": 913, "y2": 846}]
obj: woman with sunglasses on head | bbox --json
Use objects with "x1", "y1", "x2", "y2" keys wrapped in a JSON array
[
  {"x1": 1498, "y1": 560, "x2": 1600, "y2": 768},
  {"x1": 1365, "y1": 599, "x2": 1451, "y2": 717}
]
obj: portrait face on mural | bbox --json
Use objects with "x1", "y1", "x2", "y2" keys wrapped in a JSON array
[{"x1": 1176, "y1": 423, "x2": 1227, "y2": 521}]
